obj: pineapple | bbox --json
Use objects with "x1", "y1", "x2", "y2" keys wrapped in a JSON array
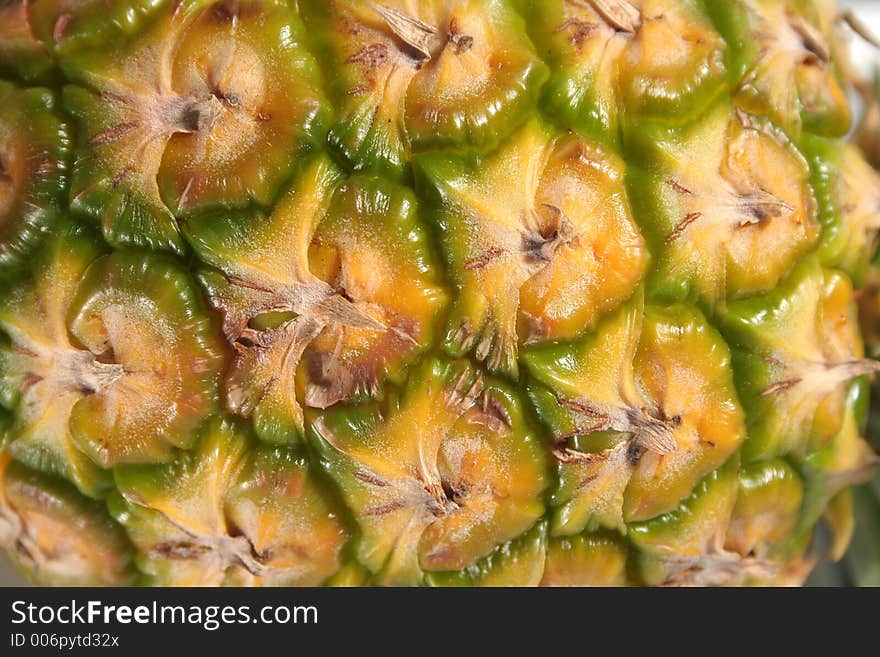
[
  {"x1": 843, "y1": 66, "x2": 880, "y2": 587},
  {"x1": 0, "y1": 0, "x2": 879, "y2": 587}
]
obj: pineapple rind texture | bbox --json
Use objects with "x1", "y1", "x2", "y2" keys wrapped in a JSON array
[
  {"x1": 0, "y1": 0, "x2": 878, "y2": 587},
  {"x1": 0, "y1": 81, "x2": 69, "y2": 275}
]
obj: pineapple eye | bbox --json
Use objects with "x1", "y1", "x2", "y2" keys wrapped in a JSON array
[
  {"x1": 524, "y1": 297, "x2": 746, "y2": 531},
  {"x1": 719, "y1": 258, "x2": 879, "y2": 462},
  {"x1": 185, "y1": 156, "x2": 447, "y2": 445},
  {"x1": 0, "y1": 225, "x2": 225, "y2": 490},
  {"x1": 630, "y1": 104, "x2": 819, "y2": 308},
  {"x1": 299, "y1": 0, "x2": 548, "y2": 175},
  {"x1": 418, "y1": 122, "x2": 648, "y2": 376},
  {"x1": 62, "y1": 0, "x2": 328, "y2": 254},
  {"x1": 629, "y1": 460, "x2": 751, "y2": 586},
  {"x1": 65, "y1": 251, "x2": 227, "y2": 468},
  {"x1": 424, "y1": 520, "x2": 549, "y2": 587},
  {"x1": 111, "y1": 418, "x2": 349, "y2": 586},
  {"x1": 725, "y1": 460, "x2": 804, "y2": 563},
  {"x1": 800, "y1": 390, "x2": 878, "y2": 560},
  {"x1": 707, "y1": 0, "x2": 851, "y2": 138},
  {"x1": 312, "y1": 359, "x2": 547, "y2": 586},
  {"x1": 525, "y1": 0, "x2": 727, "y2": 142}
]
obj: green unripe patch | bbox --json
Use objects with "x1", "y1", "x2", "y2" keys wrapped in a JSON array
[
  {"x1": 63, "y1": 0, "x2": 328, "y2": 254},
  {"x1": 802, "y1": 134, "x2": 880, "y2": 286},
  {"x1": 630, "y1": 457, "x2": 756, "y2": 586},
  {"x1": 425, "y1": 521, "x2": 548, "y2": 586},
  {"x1": 720, "y1": 257, "x2": 874, "y2": 461},
  {"x1": 0, "y1": 0, "x2": 164, "y2": 82},
  {"x1": 798, "y1": 384, "x2": 877, "y2": 547},
  {"x1": 524, "y1": 0, "x2": 726, "y2": 144},
  {"x1": 0, "y1": 82, "x2": 69, "y2": 275}
]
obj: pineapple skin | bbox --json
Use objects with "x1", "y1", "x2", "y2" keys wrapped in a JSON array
[
  {"x1": 0, "y1": 0, "x2": 878, "y2": 587},
  {"x1": 846, "y1": 67, "x2": 880, "y2": 588}
]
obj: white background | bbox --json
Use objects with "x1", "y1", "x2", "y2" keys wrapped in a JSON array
[{"x1": 847, "y1": 0, "x2": 880, "y2": 76}]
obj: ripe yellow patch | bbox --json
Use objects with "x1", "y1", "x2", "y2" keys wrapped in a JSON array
[
  {"x1": 521, "y1": 135, "x2": 647, "y2": 341},
  {"x1": 541, "y1": 534, "x2": 629, "y2": 587},
  {"x1": 315, "y1": 363, "x2": 546, "y2": 585},
  {"x1": 656, "y1": 105, "x2": 818, "y2": 303}
]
